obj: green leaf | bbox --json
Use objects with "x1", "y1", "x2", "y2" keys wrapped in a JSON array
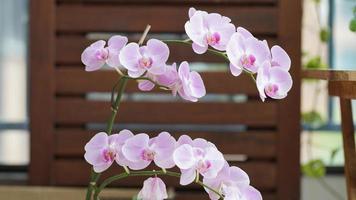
[
  {"x1": 319, "y1": 28, "x2": 330, "y2": 42},
  {"x1": 350, "y1": 18, "x2": 356, "y2": 32},
  {"x1": 302, "y1": 111, "x2": 324, "y2": 128},
  {"x1": 304, "y1": 56, "x2": 327, "y2": 69},
  {"x1": 302, "y1": 159, "x2": 326, "y2": 178}
]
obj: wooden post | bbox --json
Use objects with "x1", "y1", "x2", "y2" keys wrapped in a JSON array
[
  {"x1": 29, "y1": 0, "x2": 56, "y2": 185},
  {"x1": 339, "y1": 98, "x2": 356, "y2": 200},
  {"x1": 277, "y1": 0, "x2": 302, "y2": 199}
]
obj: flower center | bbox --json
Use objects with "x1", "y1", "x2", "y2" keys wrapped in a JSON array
[
  {"x1": 142, "y1": 149, "x2": 156, "y2": 161},
  {"x1": 196, "y1": 160, "x2": 212, "y2": 174},
  {"x1": 265, "y1": 83, "x2": 279, "y2": 97},
  {"x1": 206, "y1": 32, "x2": 221, "y2": 45},
  {"x1": 239, "y1": 54, "x2": 256, "y2": 69},
  {"x1": 102, "y1": 149, "x2": 116, "y2": 163},
  {"x1": 139, "y1": 57, "x2": 153, "y2": 69},
  {"x1": 95, "y1": 48, "x2": 109, "y2": 60}
]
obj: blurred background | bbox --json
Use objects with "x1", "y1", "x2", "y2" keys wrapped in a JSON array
[{"x1": 0, "y1": 0, "x2": 355, "y2": 199}]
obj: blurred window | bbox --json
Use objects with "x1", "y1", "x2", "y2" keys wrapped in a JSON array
[{"x1": 0, "y1": 0, "x2": 29, "y2": 167}]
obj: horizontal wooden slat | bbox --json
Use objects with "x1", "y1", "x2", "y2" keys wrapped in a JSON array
[
  {"x1": 55, "y1": 68, "x2": 259, "y2": 95},
  {"x1": 54, "y1": 129, "x2": 276, "y2": 158},
  {"x1": 52, "y1": 159, "x2": 276, "y2": 190},
  {"x1": 57, "y1": 0, "x2": 277, "y2": 4},
  {"x1": 328, "y1": 81, "x2": 356, "y2": 99},
  {"x1": 55, "y1": 99, "x2": 278, "y2": 125},
  {"x1": 55, "y1": 35, "x2": 278, "y2": 64},
  {"x1": 56, "y1": 5, "x2": 278, "y2": 34}
]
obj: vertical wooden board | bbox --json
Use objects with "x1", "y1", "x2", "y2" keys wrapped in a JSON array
[
  {"x1": 29, "y1": 0, "x2": 56, "y2": 185},
  {"x1": 276, "y1": 0, "x2": 302, "y2": 200}
]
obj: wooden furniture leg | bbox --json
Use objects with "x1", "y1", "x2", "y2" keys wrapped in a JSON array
[{"x1": 340, "y1": 98, "x2": 356, "y2": 200}]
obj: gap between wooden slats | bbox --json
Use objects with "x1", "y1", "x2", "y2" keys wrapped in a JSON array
[
  {"x1": 51, "y1": 159, "x2": 276, "y2": 190},
  {"x1": 55, "y1": 68, "x2": 258, "y2": 95},
  {"x1": 55, "y1": 99, "x2": 278, "y2": 125},
  {"x1": 54, "y1": 129, "x2": 276, "y2": 159},
  {"x1": 55, "y1": 35, "x2": 278, "y2": 64},
  {"x1": 56, "y1": 5, "x2": 278, "y2": 34}
]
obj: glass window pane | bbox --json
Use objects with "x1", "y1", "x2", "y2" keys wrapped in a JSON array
[
  {"x1": 0, "y1": 0, "x2": 29, "y2": 166},
  {"x1": 0, "y1": 0, "x2": 28, "y2": 123}
]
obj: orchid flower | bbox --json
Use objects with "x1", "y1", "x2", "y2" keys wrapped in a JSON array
[
  {"x1": 226, "y1": 30, "x2": 270, "y2": 75},
  {"x1": 137, "y1": 177, "x2": 168, "y2": 200},
  {"x1": 223, "y1": 185, "x2": 263, "y2": 200},
  {"x1": 270, "y1": 45, "x2": 291, "y2": 71},
  {"x1": 137, "y1": 62, "x2": 206, "y2": 102},
  {"x1": 81, "y1": 35, "x2": 128, "y2": 72},
  {"x1": 185, "y1": 7, "x2": 236, "y2": 54},
  {"x1": 122, "y1": 132, "x2": 176, "y2": 170},
  {"x1": 235, "y1": 27, "x2": 291, "y2": 71},
  {"x1": 203, "y1": 162, "x2": 251, "y2": 200},
  {"x1": 176, "y1": 61, "x2": 206, "y2": 102},
  {"x1": 256, "y1": 61, "x2": 293, "y2": 102},
  {"x1": 84, "y1": 130, "x2": 133, "y2": 173},
  {"x1": 137, "y1": 63, "x2": 179, "y2": 92},
  {"x1": 119, "y1": 39, "x2": 169, "y2": 78},
  {"x1": 173, "y1": 135, "x2": 225, "y2": 185}
]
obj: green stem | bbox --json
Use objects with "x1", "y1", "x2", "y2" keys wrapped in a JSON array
[
  {"x1": 131, "y1": 76, "x2": 170, "y2": 90},
  {"x1": 93, "y1": 170, "x2": 223, "y2": 200},
  {"x1": 85, "y1": 77, "x2": 129, "y2": 200},
  {"x1": 163, "y1": 39, "x2": 255, "y2": 81},
  {"x1": 107, "y1": 77, "x2": 128, "y2": 135}
]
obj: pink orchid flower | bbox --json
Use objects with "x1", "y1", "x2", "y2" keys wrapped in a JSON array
[
  {"x1": 173, "y1": 135, "x2": 225, "y2": 185},
  {"x1": 256, "y1": 61, "x2": 293, "y2": 102},
  {"x1": 84, "y1": 130, "x2": 133, "y2": 173},
  {"x1": 226, "y1": 31, "x2": 270, "y2": 75},
  {"x1": 137, "y1": 177, "x2": 168, "y2": 200},
  {"x1": 122, "y1": 132, "x2": 176, "y2": 170},
  {"x1": 203, "y1": 163, "x2": 250, "y2": 200},
  {"x1": 223, "y1": 185, "x2": 263, "y2": 200},
  {"x1": 81, "y1": 35, "x2": 128, "y2": 72},
  {"x1": 236, "y1": 27, "x2": 254, "y2": 39},
  {"x1": 270, "y1": 45, "x2": 291, "y2": 71},
  {"x1": 185, "y1": 7, "x2": 236, "y2": 54},
  {"x1": 176, "y1": 61, "x2": 206, "y2": 102},
  {"x1": 119, "y1": 39, "x2": 169, "y2": 78},
  {"x1": 137, "y1": 62, "x2": 206, "y2": 102},
  {"x1": 138, "y1": 63, "x2": 179, "y2": 92}
]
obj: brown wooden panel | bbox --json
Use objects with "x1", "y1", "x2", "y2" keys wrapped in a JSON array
[
  {"x1": 29, "y1": 0, "x2": 56, "y2": 185},
  {"x1": 56, "y1": 5, "x2": 278, "y2": 34},
  {"x1": 55, "y1": 35, "x2": 278, "y2": 64},
  {"x1": 55, "y1": 99, "x2": 278, "y2": 125},
  {"x1": 52, "y1": 159, "x2": 276, "y2": 190},
  {"x1": 55, "y1": 68, "x2": 259, "y2": 95},
  {"x1": 54, "y1": 129, "x2": 276, "y2": 158}
]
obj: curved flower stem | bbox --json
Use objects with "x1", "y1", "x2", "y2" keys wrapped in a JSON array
[
  {"x1": 85, "y1": 77, "x2": 128, "y2": 200},
  {"x1": 131, "y1": 76, "x2": 170, "y2": 90},
  {"x1": 93, "y1": 170, "x2": 224, "y2": 200},
  {"x1": 163, "y1": 39, "x2": 256, "y2": 81}
]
